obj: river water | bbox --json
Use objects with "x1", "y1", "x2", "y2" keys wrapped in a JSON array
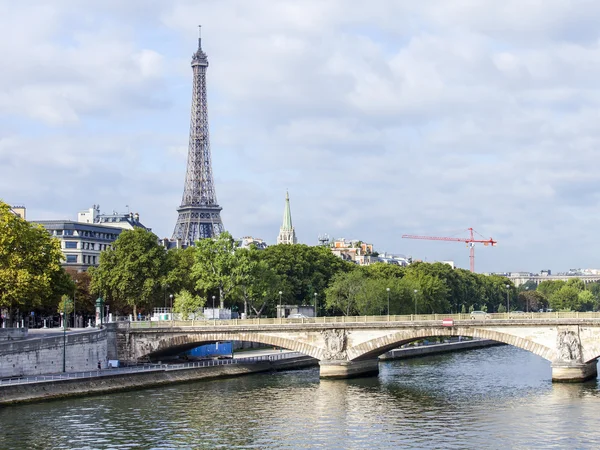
[{"x1": 1, "y1": 345, "x2": 600, "y2": 449}]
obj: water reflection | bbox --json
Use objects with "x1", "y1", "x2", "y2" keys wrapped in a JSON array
[{"x1": 1, "y1": 346, "x2": 600, "y2": 449}]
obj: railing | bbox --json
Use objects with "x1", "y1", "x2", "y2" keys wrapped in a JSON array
[
  {"x1": 0, "y1": 352, "x2": 303, "y2": 386},
  {"x1": 127, "y1": 311, "x2": 600, "y2": 328}
]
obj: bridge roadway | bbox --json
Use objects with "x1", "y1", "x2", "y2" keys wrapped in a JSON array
[{"x1": 109, "y1": 312, "x2": 600, "y2": 383}]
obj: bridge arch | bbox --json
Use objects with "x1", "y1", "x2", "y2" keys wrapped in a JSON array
[
  {"x1": 348, "y1": 327, "x2": 554, "y2": 362},
  {"x1": 135, "y1": 332, "x2": 322, "y2": 361}
]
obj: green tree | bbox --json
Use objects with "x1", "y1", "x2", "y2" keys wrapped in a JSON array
[
  {"x1": 162, "y1": 247, "x2": 198, "y2": 298},
  {"x1": 577, "y1": 290, "x2": 595, "y2": 312},
  {"x1": 57, "y1": 294, "x2": 73, "y2": 316},
  {"x1": 549, "y1": 285, "x2": 579, "y2": 311},
  {"x1": 0, "y1": 201, "x2": 66, "y2": 321},
  {"x1": 173, "y1": 289, "x2": 205, "y2": 320},
  {"x1": 234, "y1": 247, "x2": 280, "y2": 317},
  {"x1": 90, "y1": 228, "x2": 167, "y2": 319},
  {"x1": 325, "y1": 269, "x2": 367, "y2": 316},
  {"x1": 191, "y1": 231, "x2": 238, "y2": 308}
]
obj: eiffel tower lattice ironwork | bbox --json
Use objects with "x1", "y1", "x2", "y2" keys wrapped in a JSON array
[{"x1": 172, "y1": 27, "x2": 224, "y2": 246}]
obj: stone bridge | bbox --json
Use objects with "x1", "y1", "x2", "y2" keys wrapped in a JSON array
[{"x1": 108, "y1": 317, "x2": 600, "y2": 382}]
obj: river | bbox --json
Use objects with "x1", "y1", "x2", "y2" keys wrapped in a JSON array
[{"x1": 1, "y1": 345, "x2": 599, "y2": 449}]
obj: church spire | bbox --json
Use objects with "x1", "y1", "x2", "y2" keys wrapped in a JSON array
[{"x1": 277, "y1": 191, "x2": 297, "y2": 245}]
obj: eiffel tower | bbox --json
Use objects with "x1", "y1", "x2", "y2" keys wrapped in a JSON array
[{"x1": 172, "y1": 27, "x2": 224, "y2": 246}]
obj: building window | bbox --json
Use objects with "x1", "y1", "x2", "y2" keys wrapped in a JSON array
[
  {"x1": 66, "y1": 255, "x2": 78, "y2": 263},
  {"x1": 56, "y1": 230, "x2": 63, "y2": 236},
  {"x1": 91, "y1": 243, "x2": 95, "y2": 250},
  {"x1": 64, "y1": 230, "x2": 74, "y2": 236},
  {"x1": 64, "y1": 241, "x2": 77, "y2": 249}
]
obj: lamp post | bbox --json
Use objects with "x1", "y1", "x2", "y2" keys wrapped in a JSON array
[
  {"x1": 73, "y1": 280, "x2": 78, "y2": 329},
  {"x1": 505, "y1": 284, "x2": 510, "y2": 315},
  {"x1": 212, "y1": 295, "x2": 216, "y2": 320},
  {"x1": 278, "y1": 291, "x2": 282, "y2": 318},
  {"x1": 413, "y1": 289, "x2": 418, "y2": 315},
  {"x1": 386, "y1": 288, "x2": 390, "y2": 317},
  {"x1": 525, "y1": 286, "x2": 529, "y2": 313},
  {"x1": 314, "y1": 292, "x2": 318, "y2": 318},
  {"x1": 62, "y1": 297, "x2": 71, "y2": 372}
]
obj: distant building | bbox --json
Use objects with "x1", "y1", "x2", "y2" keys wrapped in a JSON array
[
  {"x1": 237, "y1": 236, "x2": 268, "y2": 250},
  {"x1": 78, "y1": 205, "x2": 150, "y2": 231},
  {"x1": 330, "y1": 238, "x2": 377, "y2": 265},
  {"x1": 34, "y1": 205, "x2": 150, "y2": 271},
  {"x1": 9, "y1": 205, "x2": 26, "y2": 219},
  {"x1": 377, "y1": 252, "x2": 409, "y2": 266},
  {"x1": 277, "y1": 191, "x2": 297, "y2": 245}
]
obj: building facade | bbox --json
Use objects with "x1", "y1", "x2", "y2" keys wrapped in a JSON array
[{"x1": 34, "y1": 205, "x2": 150, "y2": 271}]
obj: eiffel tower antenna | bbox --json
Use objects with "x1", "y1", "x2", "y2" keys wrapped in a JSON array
[{"x1": 172, "y1": 27, "x2": 224, "y2": 245}]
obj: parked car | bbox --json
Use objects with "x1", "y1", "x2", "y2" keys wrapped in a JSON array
[
  {"x1": 470, "y1": 311, "x2": 490, "y2": 319},
  {"x1": 509, "y1": 310, "x2": 526, "y2": 318},
  {"x1": 287, "y1": 313, "x2": 308, "y2": 319}
]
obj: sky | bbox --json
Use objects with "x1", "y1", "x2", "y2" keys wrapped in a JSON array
[{"x1": 1, "y1": 0, "x2": 600, "y2": 274}]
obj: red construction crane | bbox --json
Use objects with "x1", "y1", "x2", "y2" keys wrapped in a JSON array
[{"x1": 401, "y1": 228, "x2": 497, "y2": 273}]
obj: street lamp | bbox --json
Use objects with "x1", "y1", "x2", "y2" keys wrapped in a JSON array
[
  {"x1": 414, "y1": 289, "x2": 418, "y2": 315},
  {"x1": 73, "y1": 279, "x2": 78, "y2": 329},
  {"x1": 278, "y1": 291, "x2": 283, "y2": 318},
  {"x1": 505, "y1": 284, "x2": 510, "y2": 314},
  {"x1": 386, "y1": 288, "x2": 390, "y2": 317},
  {"x1": 212, "y1": 295, "x2": 216, "y2": 318},
  {"x1": 63, "y1": 297, "x2": 72, "y2": 372},
  {"x1": 525, "y1": 286, "x2": 529, "y2": 313},
  {"x1": 314, "y1": 292, "x2": 318, "y2": 318}
]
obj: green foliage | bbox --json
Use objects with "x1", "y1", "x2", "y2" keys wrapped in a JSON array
[
  {"x1": 566, "y1": 278, "x2": 585, "y2": 291},
  {"x1": 261, "y1": 244, "x2": 353, "y2": 308},
  {"x1": 537, "y1": 280, "x2": 565, "y2": 300},
  {"x1": 191, "y1": 231, "x2": 238, "y2": 306},
  {"x1": 234, "y1": 247, "x2": 279, "y2": 317},
  {"x1": 163, "y1": 247, "x2": 198, "y2": 295},
  {"x1": 173, "y1": 289, "x2": 205, "y2": 320},
  {"x1": 577, "y1": 290, "x2": 595, "y2": 312},
  {"x1": 549, "y1": 285, "x2": 580, "y2": 311},
  {"x1": 519, "y1": 290, "x2": 546, "y2": 312},
  {"x1": 57, "y1": 294, "x2": 73, "y2": 315},
  {"x1": 90, "y1": 228, "x2": 167, "y2": 317},
  {"x1": 497, "y1": 303, "x2": 506, "y2": 313},
  {"x1": 0, "y1": 201, "x2": 66, "y2": 313}
]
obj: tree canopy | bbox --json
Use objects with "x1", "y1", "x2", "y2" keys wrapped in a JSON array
[{"x1": 0, "y1": 201, "x2": 68, "y2": 315}]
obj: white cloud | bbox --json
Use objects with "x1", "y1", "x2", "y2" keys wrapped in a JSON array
[{"x1": 2, "y1": 0, "x2": 600, "y2": 272}]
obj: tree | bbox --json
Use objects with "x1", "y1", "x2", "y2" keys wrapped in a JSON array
[
  {"x1": 233, "y1": 247, "x2": 280, "y2": 317},
  {"x1": 261, "y1": 244, "x2": 353, "y2": 306},
  {"x1": 173, "y1": 289, "x2": 205, "y2": 320},
  {"x1": 578, "y1": 290, "x2": 595, "y2": 312},
  {"x1": 0, "y1": 201, "x2": 66, "y2": 322},
  {"x1": 325, "y1": 269, "x2": 367, "y2": 316},
  {"x1": 57, "y1": 294, "x2": 73, "y2": 316},
  {"x1": 549, "y1": 285, "x2": 579, "y2": 311},
  {"x1": 191, "y1": 231, "x2": 238, "y2": 308},
  {"x1": 90, "y1": 228, "x2": 167, "y2": 319},
  {"x1": 162, "y1": 247, "x2": 198, "y2": 298}
]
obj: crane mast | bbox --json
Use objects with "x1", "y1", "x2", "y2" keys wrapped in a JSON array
[{"x1": 401, "y1": 228, "x2": 497, "y2": 273}]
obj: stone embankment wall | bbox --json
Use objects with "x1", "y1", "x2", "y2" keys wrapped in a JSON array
[
  {"x1": 0, "y1": 328, "x2": 28, "y2": 341},
  {"x1": 0, "y1": 356, "x2": 316, "y2": 405},
  {"x1": 0, "y1": 329, "x2": 107, "y2": 378}
]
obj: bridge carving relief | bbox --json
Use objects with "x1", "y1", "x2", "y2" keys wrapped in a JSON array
[{"x1": 110, "y1": 318, "x2": 600, "y2": 383}]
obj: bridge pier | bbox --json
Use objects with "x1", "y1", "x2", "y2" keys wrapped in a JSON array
[
  {"x1": 319, "y1": 359, "x2": 379, "y2": 379},
  {"x1": 551, "y1": 361, "x2": 598, "y2": 383}
]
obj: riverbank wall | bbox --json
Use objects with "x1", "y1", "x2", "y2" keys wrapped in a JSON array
[
  {"x1": 380, "y1": 338, "x2": 503, "y2": 360},
  {"x1": 0, "y1": 329, "x2": 107, "y2": 378},
  {"x1": 0, "y1": 355, "x2": 316, "y2": 406}
]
